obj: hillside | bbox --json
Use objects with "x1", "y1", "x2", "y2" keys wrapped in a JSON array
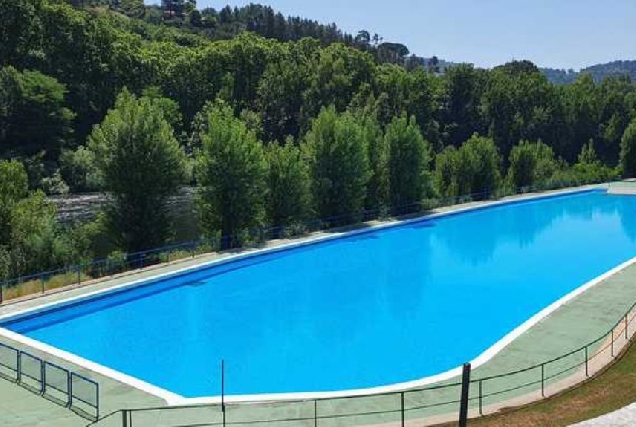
[{"x1": 542, "y1": 60, "x2": 636, "y2": 85}]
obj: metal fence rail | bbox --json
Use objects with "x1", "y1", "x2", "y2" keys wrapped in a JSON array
[
  {"x1": 0, "y1": 181, "x2": 612, "y2": 306},
  {"x1": 0, "y1": 341, "x2": 99, "y2": 421}
]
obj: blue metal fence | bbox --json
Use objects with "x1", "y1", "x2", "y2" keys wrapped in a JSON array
[{"x1": 0, "y1": 341, "x2": 99, "y2": 420}]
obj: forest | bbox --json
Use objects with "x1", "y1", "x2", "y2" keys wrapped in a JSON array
[{"x1": 2, "y1": 0, "x2": 636, "y2": 283}]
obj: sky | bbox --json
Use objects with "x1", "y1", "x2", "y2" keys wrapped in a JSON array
[{"x1": 186, "y1": 0, "x2": 636, "y2": 70}]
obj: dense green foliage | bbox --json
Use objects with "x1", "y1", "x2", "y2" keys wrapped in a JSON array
[
  {"x1": 88, "y1": 89, "x2": 187, "y2": 252},
  {"x1": 0, "y1": 160, "x2": 91, "y2": 279},
  {"x1": 196, "y1": 101, "x2": 268, "y2": 248},
  {"x1": 434, "y1": 135, "x2": 501, "y2": 199},
  {"x1": 0, "y1": 0, "x2": 634, "y2": 278},
  {"x1": 507, "y1": 141, "x2": 558, "y2": 189},
  {"x1": 385, "y1": 115, "x2": 431, "y2": 209},
  {"x1": 305, "y1": 107, "x2": 370, "y2": 220},
  {"x1": 0, "y1": 66, "x2": 74, "y2": 160},
  {"x1": 265, "y1": 140, "x2": 312, "y2": 232},
  {"x1": 621, "y1": 118, "x2": 636, "y2": 177}
]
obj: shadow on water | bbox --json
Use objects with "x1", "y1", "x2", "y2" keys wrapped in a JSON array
[{"x1": 407, "y1": 220, "x2": 436, "y2": 229}]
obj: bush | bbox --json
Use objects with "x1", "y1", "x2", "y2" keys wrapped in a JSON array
[{"x1": 507, "y1": 140, "x2": 558, "y2": 190}]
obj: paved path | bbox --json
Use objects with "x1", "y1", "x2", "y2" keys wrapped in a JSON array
[{"x1": 574, "y1": 403, "x2": 636, "y2": 426}]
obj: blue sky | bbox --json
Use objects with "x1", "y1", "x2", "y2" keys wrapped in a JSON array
[{"x1": 182, "y1": 0, "x2": 636, "y2": 69}]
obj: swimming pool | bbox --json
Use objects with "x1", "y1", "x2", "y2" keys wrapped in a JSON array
[{"x1": 2, "y1": 189, "x2": 636, "y2": 401}]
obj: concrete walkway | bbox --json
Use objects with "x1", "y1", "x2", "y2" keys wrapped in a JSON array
[
  {"x1": 574, "y1": 403, "x2": 636, "y2": 427},
  {"x1": 1, "y1": 185, "x2": 636, "y2": 426}
]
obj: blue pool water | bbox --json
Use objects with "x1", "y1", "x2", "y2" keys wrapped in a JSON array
[{"x1": 3, "y1": 190, "x2": 636, "y2": 398}]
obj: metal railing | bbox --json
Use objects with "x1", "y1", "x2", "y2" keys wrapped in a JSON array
[
  {"x1": 0, "y1": 179, "x2": 613, "y2": 306},
  {"x1": 0, "y1": 341, "x2": 99, "y2": 421},
  {"x1": 84, "y1": 298, "x2": 636, "y2": 427}
]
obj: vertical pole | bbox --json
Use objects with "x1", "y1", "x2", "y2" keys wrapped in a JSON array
[
  {"x1": 69, "y1": 372, "x2": 73, "y2": 409},
  {"x1": 67, "y1": 372, "x2": 72, "y2": 407},
  {"x1": 41, "y1": 361, "x2": 46, "y2": 395},
  {"x1": 314, "y1": 399, "x2": 318, "y2": 427},
  {"x1": 221, "y1": 360, "x2": 226, "y2": 427},
  {"x1": 40, "y1": 277, "x2": 45, "y2": 294},
  {"x1": 478, "y1": 380, "x2": 483, "y2": 416},
  {"x1": 96, "y1": 382, "x2": 100, "y2": 419},
  {"x1": 122, "y1": 409, "x2": 129, "y2": 427},
  {"x1": 400, "y1": 391, "x2": 405, "y2": 427},
  {"x1": 77, "y1": 264, "x2": 81, "y2": 286},
  {"x1": 458, "y1": 363, "x2": 471, "y2": 427},
  {"x1": 541, "y1": 364, "x2": 545, "y2": 397},
  {"x1": 585, "y1": 346, "x2": 589, "y2": 378},
  {"x1": 17, "y1": 352, "x2": 22, "y2": 383}
]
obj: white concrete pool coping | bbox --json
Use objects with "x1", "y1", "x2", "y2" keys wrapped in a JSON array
[{"x1": 0, "y1": 185, "x2": 630, "y2": 407}]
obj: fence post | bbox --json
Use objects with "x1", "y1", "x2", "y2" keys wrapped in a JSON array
[
  {"x1": 458, "y1": 363, "x2": 471, "y2": 427},
  {"x1": 221, "y1": 360, "x2": 226, "y2": 427},
  {"x1": 0, "y1": 280, "x2": 3, "y2": 304},
  {"x1": 69, "y1": 372, "x2": 73, "y2": 409},
  {"x1": 17, "y1": 352, "x2": 22, "y2": 383},
  {"x1": 96, "y1": 382, "x2": 100, "y2": 420},
  {"x1": 66, "y1": 371, "x2": 72, "y2": 407},
  {"x1": 478, "y1": 380, "x2": 483, "y2": 416},
  {"x1": 41, "y1": 361, "x2": 46, "y2": 395},
  {"x1": 400, "y1": 391, "x2": 405, "y2": 427},
  {"x1": 122, "y1": 409, "x2": 129, "y2": 427},
  {"x1": 77, "y1": 264, "x2": 81, "y2": 286},
  {"x1": 541, "y1": 364, "x2": 545, "y2": 397},
  {"x1": 314, "y1": 399, "x2": 318, "y2": 427},
  {"x1": 585, "y1": 346, "x2": 589, "y2": 378}
]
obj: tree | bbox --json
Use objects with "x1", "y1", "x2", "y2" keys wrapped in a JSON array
[
  {"x1": 196, "y1": 100, "x2": 268, "y2": 248},
  {"x1": 377, "y1": 42, "x2": 409, "y2": 64},
  {"x1": 461, "y1": 134, "x2": 502, "y2": 198},
  {"x1": 441, "y1": 64, "x2": 487, "y2": 146},
  {"x1": 507, "y1": 140, "x2": 557, "y2": 189},
  {"x1": 621, "y1": 118, "x2": 636, "y2": 177},
  {"x1": 482, "y1": 62, "x2": 566, "y2": 164},
  {"x1": 302, "y1": 44, "x2": 375, "y2": 130},
  {"x1": 256, "y1": 41, "x2": 317, "y2": 143},
  {"x1": 88, "y1": 89, "x2": 186, "y2": 253},
  {"x1": 265, "y1": 139, "x2": 312, "y2": 231},
  {"x1": 435, "y1": 134, "x2": 501, "y2": 200},
  {"x1": 59, "y1": 146, "x2": 102, "y2": 193},
  {"x1": 385, "y1": 115, "x2": 431, "y2": 210},
  {"x1": 305, "y1": 107, "x2": 370, "y2": 221},
  {"x1": 362, "y1": 114, "x2": 388, "y2": 210},
  {"x1": 0, "y1": 66, "x2": 75, "y2": 159},
  {"x1": 0, "y1": 160, "x2": 28, "y2": 245},
  {"x1": 434, "y1": 146, "x2": 463, "y2": 199},
  {"x1": 0, "y1": 0, "x2": 43, "y2": 68},
  {"x1": 0, "y1": 160, "x2": 75, "y2": 277}
]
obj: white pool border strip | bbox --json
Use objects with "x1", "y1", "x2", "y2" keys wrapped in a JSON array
[{"x1": 0, "y1": 186, "x2": 626, "y2": 406}]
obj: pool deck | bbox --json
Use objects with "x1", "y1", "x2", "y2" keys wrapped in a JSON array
[{"x1": 2, "y1": 184, "x2": 636, "y2": 426}]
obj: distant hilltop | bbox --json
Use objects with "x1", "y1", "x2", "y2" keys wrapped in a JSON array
[{"x1": 541, "y1": 60, "x2": 636, "y2": 85}]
